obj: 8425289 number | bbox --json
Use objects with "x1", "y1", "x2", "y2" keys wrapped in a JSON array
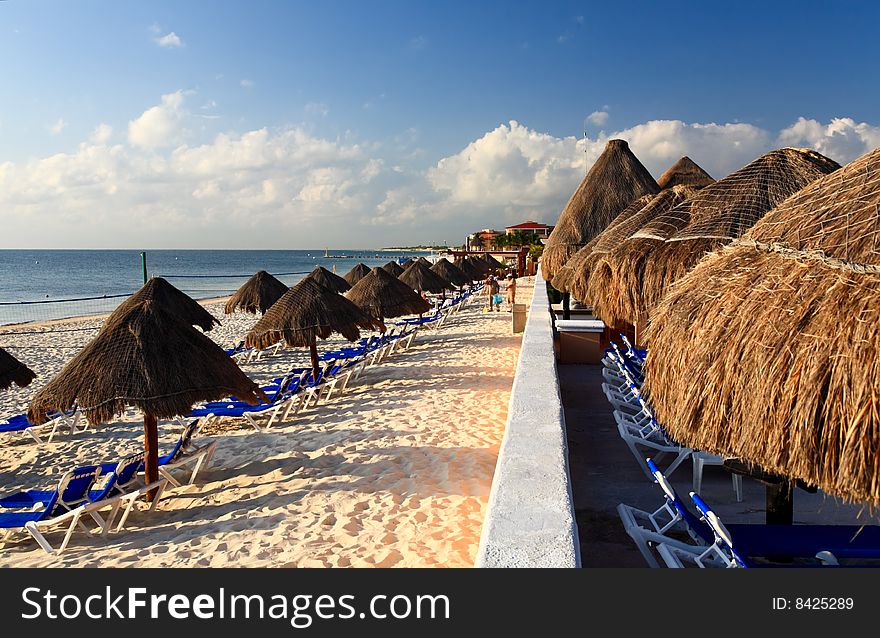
[{"x1": 795, "y1": 597, "x2": 853, "y2": 610}]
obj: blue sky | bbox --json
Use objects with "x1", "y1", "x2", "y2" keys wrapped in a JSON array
[{"x1": 1, "y1": 1, "x2": 879, "y2": 248}]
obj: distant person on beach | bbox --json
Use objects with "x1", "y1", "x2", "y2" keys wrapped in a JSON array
[
  {"x1": 505, "y1": 274, "x2": 517, "y2": 311},
  {"x1": 485, "y1": 275, "x2": 500, "y2": 312}
]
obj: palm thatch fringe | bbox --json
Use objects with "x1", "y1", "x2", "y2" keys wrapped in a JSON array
[
  {"x1": 585, "y1": 187, "x2": 697, "y2": 324},
  {"x1": 556, "y1": 193, "x2": 658, "y2": 296},
  {"x1": 464, "y1": 256, "x2": 491, "y2": 277},
  {"x1": 454, "y1": 257, "x2": 484, "y2": 281},
  {"x1": 549, "y1": 264, "x2": 575, "y2": 293}
]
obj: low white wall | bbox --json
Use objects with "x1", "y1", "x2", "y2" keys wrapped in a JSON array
[{"x1": 475, "y1": 267, "x2": 581, "y2": 567}]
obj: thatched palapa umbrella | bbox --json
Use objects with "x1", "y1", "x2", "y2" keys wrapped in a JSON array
[
  {"x1": 481, "y1": 252, "x2": 505, "y2": 271},
  {"x1": 645, "y1": 146, "x2": 880, "y2": 507},
  {"x1": 346, "y1": 267, "x2": 432, "y2": 323},
  {"x1": 596, "y1": 148, "x2": 839, "y2": 328},
  {"x1": 398, "y1": 261, "x2": 451, "y2": 295},
  {"x1": 28, "y1": 277, "x2": 265, "y2": 499},
  {"x1": 224, "y1": 270, "x2": 289, "y2": 315},
  {"x1": 0, "y1": 347, "x2": 36, "y2": 391},
  {"x1": 305, "y1": 266, "x2": 351, "y2": 293},
  {"x1": 343, "y1": 263, "x2": 371, "y2": 285},
  {"x1": 246, "y1": 277, "x2": 382, "y2": 380},
  {"x1": 382, "y1": 260, "x2": 405, "y2": 277},
  {"x1": 453, "y1": 257, "x2": 481, "y2": 282},
  {"x1": 464, "y1": 256, "x2": 491, "y2": 278},
  {"x1": 431, "y1": 258, "x2": 469, "y2": 288},
  {"x1": 541, "y1": 139, "x2": 660, "y2": 279}
]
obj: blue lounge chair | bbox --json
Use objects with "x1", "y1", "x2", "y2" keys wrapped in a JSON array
[
  {"x1": 191, "y1": 374, "x2": 304, "y2": 431},
  {"x1": 0, "y1": 409, "x2": 82, "y2": 444},
  {"x1": 0, "y1": 465, "x2": 102, "y2": 554},
  {"x1": 688, "y1": 491, "x2": 880, "y2": 566},
  {"x1": 621, "y1": 459, "x2": 878, "y2": 568},
  {"x1": 619, "y1": 334, "x2": 647, "y2": 364}
]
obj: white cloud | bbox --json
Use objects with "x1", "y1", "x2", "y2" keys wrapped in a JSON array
[
  {"x1": 587, "y1": 110, "x2": 609, "y2": 126},
  {"x1": 49, "y1": 118, "x2": 67, "y2": 135},
  {"x1": 240, "y1": 79, "x2": 254, "y2": 89},
  {"x1": 2, "y1": 98, "x2": 878, "y2": 249},
  {"x1": 777, "y1": 117, "x2": 880, "y2": 164},
  {"x1": 127, "y1": 90, "x2": 186, "y2": 149},
  {"x1": 409, "y1": 35, "x2": 428, "y2": 50},
  {"x1": 155, "y1": 32, "x2": 183, "y2": 48},
  {"x1": 90, "y1": 123, "x2": 112, "y2": 144},
  {"x1": 429, "y1": 120, "x2": 585, "y2": 208}
]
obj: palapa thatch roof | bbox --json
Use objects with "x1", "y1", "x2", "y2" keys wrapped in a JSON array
[
  {"x1": 305, "y1": 266, "x2": 351, "y2": 294},
  {"x1": 430, "y1": 258, "x2": 469, "y2": 287},
  {"x1": 382, "y1": 260, "x2": 405, "y2": 277},
  {"x1": 245, "y1": 277, "x2": 382, "y2": 350},
  {"x1": 454, "y1": 257, "x2": 483, "y2": 281},
  {"x1": 343, "y1": 263, "x2": 372, "y2": 285},
  {"x1": 464, "y1": 255, "x2": 491, "y2": 277},
  {"x1": 398, "y1": 261, "x2": 451, "y2": 294},
  {"x1": 403, "y1": 257, "x2": 432, "y2": 272},
  {"x1": 656, "y1": 156, "x2": 715, "y2": 190},
  {"x1": 29, "y1": 278, "x2": 265, "y2": 426},
  {"x1": 117, "y1": 276, "x2": 220, "y2": 332},
  {"x1": 541, "y1": 139, "x2": 660, "y2": 279},
  {"x1": 224, "y1": 270, "x2": 289, "y2": 315},
  {"x1": 595, "y1": 148, "x2": 839, "y2": 327},
  {"x1": 644, "y1": 146, "x2": 880, "y2": 505},
  {"x1": 552, "y1": 157, "x2": 714, "y2": 297},
  {"x1": 552, "y1": 193, "x2": 658, "y2": 295},
  {"x1": 481, "y1": 253, "x2": 505, "y2": 269},
  {"x1": 0, "y1": 347, "x2": 36, "y2": 391},
  {"x1": 346, "y1": 267, "x2": 432, "y2": 320},
  {"x1": 571, "y1": 187, "x2": 697, "y2": 311}
]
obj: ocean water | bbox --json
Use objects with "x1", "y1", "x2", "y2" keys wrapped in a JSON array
[{"x1": 0, "y1": 249, "x2": 431, "y2": 325}]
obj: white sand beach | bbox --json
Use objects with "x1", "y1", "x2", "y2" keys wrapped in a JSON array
[{"x1": 0, "y1": 280, "x2": 533, "y2": 567}]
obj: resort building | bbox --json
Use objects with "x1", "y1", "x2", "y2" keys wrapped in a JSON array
[
  {"x1": 503, "y1": 220, "x2": 554, "y2": 240},
  {"x1": 467, "y1": 221, "x2": 554, "y2": 250},
  {"x1": 467, "y1": 228, "x2": 503, "y2": 251}
]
